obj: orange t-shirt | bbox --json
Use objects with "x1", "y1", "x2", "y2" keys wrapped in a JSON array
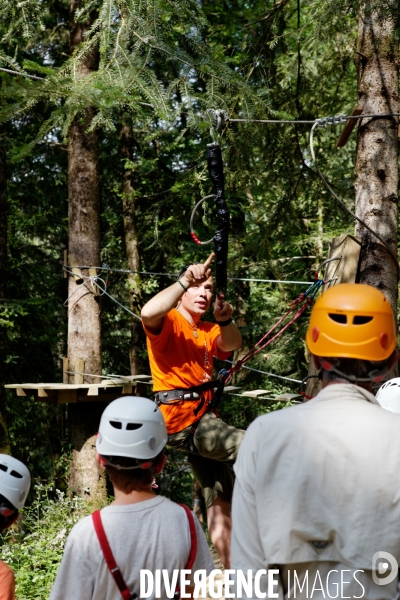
[
  {"x1": 144, "y1": 309, "x2": 231, "y2": 434},
  {"x1": 0, "y1": 561, "x2": 15, "y2": 600}
]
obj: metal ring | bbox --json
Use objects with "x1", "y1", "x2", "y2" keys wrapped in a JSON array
[{"x1": 190, "y1": 195, "x2": 216, "y2": 245}]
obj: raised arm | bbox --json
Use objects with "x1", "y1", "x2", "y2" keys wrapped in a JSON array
[
  {"x1": 141, "y1": 253, "x2": 215, "y2": 332},
  {"x1": 214, "y1": 293, "x2": 242, "y2": 352}
]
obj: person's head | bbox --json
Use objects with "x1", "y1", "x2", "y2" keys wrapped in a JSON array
[
  {"x1": 96, "y1": 396, "x2": 168, "y2": 493},
  {"x1": 0, "y1": 455, "x2": 31, "y2": 533},
  {"x1": 376, "y1": 378, "x2": 400, "y2": 413},
  {"x1": 177, "y1": 264, "x2": 214, "y2": 317},
  {"x1": 306, "y1": 283, "x2": 397, "y2": 389}
]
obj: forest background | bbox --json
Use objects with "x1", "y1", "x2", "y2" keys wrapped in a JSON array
[{"x1": 0, "y1": 0, "x2": 399, "y2": 597}]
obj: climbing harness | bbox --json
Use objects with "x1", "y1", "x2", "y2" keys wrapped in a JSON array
[
  {"x1": 92, "y1": 504, "x2": 197, "y2": 600},
  {"x1": 191, "y1": 110, "x2": 230, "y2": 296}
]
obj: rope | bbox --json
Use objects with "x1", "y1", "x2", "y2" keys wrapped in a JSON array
[
  {"x1": 63, "y1": 265, "x2": 315, "y2": 285},
  {"x1": 64, "y1": 267, "x2": 142, "y2": 321},
  {"x1": 224, "y1": 278, "x2": 324, "y2": 384},
  {"x1": 309, "y1": 121, "x2": 399, "y2": 272},
  {"x1": 223, "y1": 359, "x2": 302, "y2": 384},
  {"x1": 189, "y1": 195, "x2": 215, "y2": 245},
  {"x1": 226, "y1": 113, "x2": 400, "y2": 125},
  {"x1": 64, "y1": 370, "x2": 140, "y2": 381}
]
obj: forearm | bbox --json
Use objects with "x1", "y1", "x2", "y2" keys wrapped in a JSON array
[
  {"x1": 217, "y1": 323, "x2": 242, "y2": 352},
  {"x1": 141, "y1": 277, "x2": 189, "y2": 329}
]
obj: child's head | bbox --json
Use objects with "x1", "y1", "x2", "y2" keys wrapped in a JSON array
[
  {"x1": 0, "y1": 455, "x2": 31, "y2": 533},
  {"x1": 96, "y1": 396, "x2": 168, "y2": 493},
  {"x1": 101, "y1": 451, "x2": 166, "y2": 493}
]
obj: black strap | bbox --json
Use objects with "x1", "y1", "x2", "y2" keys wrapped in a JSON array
[{"x1": 207, "y1": 143, "x2": 229, "y2": 296}]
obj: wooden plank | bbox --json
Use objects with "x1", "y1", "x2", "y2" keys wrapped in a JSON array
[
  {"x1": 305, "y1": 234, "x2": 361, "y2": 399},
  {"x1": 240, "y1": 389, "x2": 271, "y2": 397},
  {"x1": 63, "y1": 357, "x2": 69, "y2": 384},
  {"x1": 323, "y1": 234, "x2": 361, "y2": 291},
  {"x1": 223, "y1": 386, "x2": 242, "y2": 392},
  {"x1": 58, "y1": 389, "x2": 77, "y2": 404},
  {"x1": 122, "y1": 385, "x2": 133, "y2": 394},
  {"x1": 75, "y1": 359, "x2": 85, "y2": 385},
  {"x1": 275, "y1": 393, "x2": 303, "y2": 402},
  {"x1": 87, "y1": 386, "x2": 99, "y2": 396},
  {"x1": 38, "y1": 389, "x2": 56, "y2": 401},
  {"x1": 336, "y1": 106, "x2": 363, "y2": 147},
  {"x1": 16, "y1": 388, "x2": 27, "y2": 397}
]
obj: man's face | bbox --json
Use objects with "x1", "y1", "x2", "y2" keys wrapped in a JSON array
[{"x1": 180, "y1": 275, "x2": 213, "y2": 316}]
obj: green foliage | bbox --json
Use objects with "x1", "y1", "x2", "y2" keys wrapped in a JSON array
[{"x1": 0, "y1": 0, "x2": 398, "y2": 571}]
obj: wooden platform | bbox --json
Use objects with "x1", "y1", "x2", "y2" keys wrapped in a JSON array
[
  {"x1": 5, "y1": 379, "x2": 302, "y2": 404},
  {"x1": 5, "y1": 375, "x2": 152, "y2": 404}
]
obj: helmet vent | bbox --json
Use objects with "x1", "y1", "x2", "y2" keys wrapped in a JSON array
[
  {"x1": 0, "y1": 464, "x2": 7, "y2": 473},
  {"x1": 126, "y1": 423, "x2": 142, "y2": 431},
  {"x1": 353, "y1": 316, "x2": 373, "y2": 325},
  {"x1": 10, "y1": 470, "x2": 23, "y2": 479},
  {"x1": 328, "y1": 314, "x2": 347, "y2": 324},
  {"x1": 110, "y1": 421, "x2": 122, "y2": 429}
]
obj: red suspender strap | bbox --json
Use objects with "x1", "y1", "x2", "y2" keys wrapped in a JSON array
[
  {"x1": 92, "y1": 510, "x2": 136, "y2": 600},
  {"x1": 178, "y1": 504, "x2": 198, "y2": 569}
]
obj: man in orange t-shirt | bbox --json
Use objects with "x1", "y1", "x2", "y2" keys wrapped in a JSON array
[{"x1": 142, "y1": 252, "x2": 244, "y2": 568}]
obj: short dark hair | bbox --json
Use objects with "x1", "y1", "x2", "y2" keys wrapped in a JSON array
[
  {"x1": 177, "y1": 263, "x2": 199, "y2": 279},
  {"x1": 104, "y1": 451, "x2": 165, "y2": 493},
  {"x1": 320, "y1": 356, "x2": 392, "y2": 383}
]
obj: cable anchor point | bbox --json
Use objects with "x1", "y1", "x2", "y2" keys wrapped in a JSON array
[{"x1": 206, "y1": 108, "x2": 229, "y2": 143}]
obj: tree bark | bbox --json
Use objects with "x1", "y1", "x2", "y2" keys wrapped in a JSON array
[
  {"x1": 0, "y1": 127, "x2": 11, "y2": 454},
  {"x1": 354, "y1": 2, "x2": 399, "y2": 316},
  {"x1": 121, "y1": 118, "x2": 144, "y2": 375},
  {"x1": 67, "y1": 1, "x2": 106, "y2": 503}
]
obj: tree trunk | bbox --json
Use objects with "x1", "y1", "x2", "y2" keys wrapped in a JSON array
[
  {"x1": 354, "y1": 2, "x2": 399, "y2": 317},
  {"x1": 0, "y1": 127, "x2": 11, "y2": 454},
  {"x1": 67, "y1": 1, "x2": 106, "y2": 503},
  {"x1": 121, "y1": 118, "x2": 144, "y2": 375}
]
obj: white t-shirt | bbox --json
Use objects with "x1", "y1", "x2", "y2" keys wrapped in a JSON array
[
  {"x1": 231, "y1": 383, "x2": 400, "y2": 599},
  {"x1": 50, "y1": 495, "x2": 215, "y2": 600}
]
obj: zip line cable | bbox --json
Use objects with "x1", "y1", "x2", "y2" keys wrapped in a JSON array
[
  {"x1": 63, "y1": 267, "x2": 142, "y2": 321},
  {"x1": 223, "y1": 359, "x2": 302, "y2": 384},
  {"x1": 63, "y1": 265, "x2": 315, "y2": 285}
]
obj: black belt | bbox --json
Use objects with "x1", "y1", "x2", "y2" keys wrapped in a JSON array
[{"x1": 154, "y1": 389, "x2": 201, "y2": 404}]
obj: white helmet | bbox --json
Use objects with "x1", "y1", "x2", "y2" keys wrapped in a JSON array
[
  {"x1": 0, "y1": 455, "x2": 31, "y2": 509},
  {"x1": 96, "y1": 397, "x2": 167, "y2": 461},
  {"x1": 376, "y1": 378, "x2": 400, "y2": 414}
]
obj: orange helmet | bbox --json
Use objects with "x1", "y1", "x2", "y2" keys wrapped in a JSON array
[{"x1": 306, "y1": 283, "x2": 397, "y2": 361}]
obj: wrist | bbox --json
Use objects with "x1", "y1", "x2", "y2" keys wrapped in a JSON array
[
  {"x1": 180, "y1": 274, "x2": 191, "y2": 288},
  {"x1": 177, "y1": 279, "x2": 188, "y2": 293},
  {"x1": 216, "y1": 317, "x2": 233, "y2": 327}
]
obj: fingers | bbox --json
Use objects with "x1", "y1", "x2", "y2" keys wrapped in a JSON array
[
  {"x1": 214, "y1": 298, "x2": 233, "y2": 320},
  {"x1": 203, "y1": 252, "x2": 215, "y2": 269}
]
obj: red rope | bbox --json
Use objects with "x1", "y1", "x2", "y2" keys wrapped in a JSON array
[{"x1": 225, "y1": 295, "x2": 314, "y2": 384}]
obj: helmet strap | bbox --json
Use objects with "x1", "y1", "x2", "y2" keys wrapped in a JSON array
[
  {"x1": 320, "y1": 359, "x2": 388, "y2": 384},
  {"x1": 100, "y1": 456, "x2": 154, "y2": 471}
]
